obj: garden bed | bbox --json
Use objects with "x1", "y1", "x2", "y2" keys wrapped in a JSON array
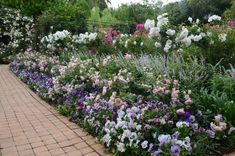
[{"x1": 10, "y1": 52, "x2": 235, "y2": 156}]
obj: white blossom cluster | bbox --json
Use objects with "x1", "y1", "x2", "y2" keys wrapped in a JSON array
[
  {"x1": 145, "y1": 13, "x2": 228, "y2": 54},
  {"x1": 208, "y1": 15, "x2": 221, "y2": 23},
  {"x1": 72, "y1": 32, "x2": 97, "y2": 44},
  {"x1": 41, "y1": 30, "x2": 71, "y2": 50},
  {"x1": 102, "y1": 105, "x2": 144, "y2": 152}
]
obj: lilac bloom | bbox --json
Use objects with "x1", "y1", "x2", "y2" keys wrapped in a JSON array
[
  {"x1": 148, "y1": 143, "x2": 154, "y2": 152},
  {"x1": 171, "y1": 145, "x2": 181, "y2": 155},
  {"x1": 154, "y1": 149, "x2": 163, "y2": 156}
]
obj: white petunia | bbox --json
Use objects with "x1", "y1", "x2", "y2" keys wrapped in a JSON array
[
  {"x1": 141, "y1": 141, "x2": 148, "y2": 149},
  {"x1": 117, "y1": 142, "x2": 126, "y2": 152},
  {"x1": 176, "y1": 121, "x2": 190, "y2": 128}
]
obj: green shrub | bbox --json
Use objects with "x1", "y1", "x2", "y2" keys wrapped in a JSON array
[
  {"x1": 0, "y1": 0, "x2": 56, "y2": 17},
  {"x1": 37, "y1": 2, "x2": 87, "y2": 36},
  {"x1": 211, "y1": 74, "x2": 235, "y2": 101}
]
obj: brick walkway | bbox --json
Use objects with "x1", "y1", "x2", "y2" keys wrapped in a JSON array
[{"x1": 0, "y1": 65, "x2": 110, "y2": 156}]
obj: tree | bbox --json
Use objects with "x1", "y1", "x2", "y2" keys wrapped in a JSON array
[
  {"x1": 100, "y1": 8, "x2": 118, "y2": 27},
  {"x1": 87, "y1": 0, "x2": 111, "y2": 10},
  {"x1": 0, "y1": 0, "x2": 59, "y2": 17},
  {"x1": 163, "y1": 0, "x2": 190, "y2": 24},
  {"x1": 188, "y1": 0, "x2": 232, "y2": 20}
]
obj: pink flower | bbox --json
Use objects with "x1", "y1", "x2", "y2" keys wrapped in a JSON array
[
  {"x1": 136, "y1": 24, "x2": 145, "y2": 31},
  {"x1": 102, "y1": 86, "x2": 107, "y2": 95},
  {"x1": 184, "y1": 94, "x2": 190, "y2": 100},
  {"x1": 212, "y1": 25, "x2": 220, "y2": 29},
  {"x1": 220, "y1": 122, "x2": 227, "y2": 130},
  {"x1": 171, "y1": 88, "x2": 179, "y2": 98},
  {"x1": 214, "y1": 114, "x2": 222, "y2": 122},
  {"x1": 153, "y1": 88, "x2": 164, "y2": 94},
  {"x1": 176, "y1": 108, "x2": 185, "y2": 116},
  {"x1": 185, "y1": 98, "x2": 193, "y2": 105},
  {"x1": 124, "y1": 53, "x2": 132, "y2": 61},
  {"x1": 210, "y1": 122, "x2": 222, "y2": 131},
  {"x1": 114, "y1": 98, "x2": 124, "y2": 107},
  {"x1": 95, "y1": 95, "x2": 101, "y2": 101},
  {"x1": 227, "y1": 21, "x2": 235, "y2": 27},
  {"x1": 95, "y1": 79, "x2": 100, "y2": 85}
]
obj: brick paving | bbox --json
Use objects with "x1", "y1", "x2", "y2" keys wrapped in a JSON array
[{"x1": 0, "y1": 65, "x2": 111, "y2": 156}]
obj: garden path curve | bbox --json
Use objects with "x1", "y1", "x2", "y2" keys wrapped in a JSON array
[{"x1": 0, "y1": 65, "x2": 111, "y2": 156}]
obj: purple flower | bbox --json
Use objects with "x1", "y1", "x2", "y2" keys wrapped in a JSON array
[
  {"x1": 171, "y1": 145, "x2": 180, "y2": 156},
  {"x1": 147, "y1": 143, "x2": 154, "y2": 152},
  {"x1": 154, "y1": 149, "x2": 163, "y2": 156},
  {"x1": 206, "y1": 130, "x2": 216, "y2": 138},
  {"x1": 184, "y1": 112, "x2": 191, "y2": 122},
  {"x1": 158, "y1": 134, "x2": 171, "y2": 146},
  {"x1": 172, "y1": 131, "x2": 179, "y2": 139}
]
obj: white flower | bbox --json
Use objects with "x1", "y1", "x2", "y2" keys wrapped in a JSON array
[
  {"x1": 141, "y1": 141, "x2": 148, "y2": 149},
  {"x1": 163, "y1": 39, "x2": 173, "y2": 52},
  {"x1": 176, "y1": 121, "x2": 190, "y2": 128},
  {"x1": 176, "y1": 26, "x2": 189, "y2": 44},
  {"x1": 196, "y1": 19, "x2": 200, "y2": 24},
  {"x1": 191, "y1": 35, "x2": 203, "y2": 42},
  {"x1": 103, "y1": 134, "x2": 111, "y2": 147},
  {"x1": 144, "y1": 19, "x2": 155, "y2": 30},
  {"x1": 181, "y1": 37, "x2": 192, "y2": 47},
  {"x1": 218, "y1": 33, "x2": 227, "y2": 42},
  {"x1": 102, "y1": 86, "x2": 107, "y2": 95},
  {"x1": 208, "y1": 15, "x2": 221, "y2": 22},
  {"x1": 158, "y1": 134, "x2": 171, "y2": 144},
  {"x1": 157, "y1": 13, "x2": 169, "y2": 28},
  {"x1": 117, "y1": 142, "x2": 126, "y2": 152},
  {"x1": 149, "y1": 27, "x2": 160, "y2": 38},
  {"x1": 155, "y1": 42, "x2": 161, "y2": 48},
  {"x1": 166, "y1": 29, "x2": 176, "y2": 36},
  {"x1": 188, "y1": 17, "x2": 193, "y2": 23}
]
